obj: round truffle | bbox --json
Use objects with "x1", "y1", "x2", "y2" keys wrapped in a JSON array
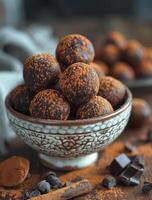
[
  {"x1": 137, "y1": 59, "x2": 152, "y2": 78},
  {"x1": 104, "y1": 31, "x2": 126, "y2": 49},
  {"x1": 99, "y1": 44, "x2": 120, "y2": 66},
  {"x1": 123, "y1": 40, "x2": 144, "y2": 66},
  {"x1": 111, "y1": 62, "x2": 135, "y2": 81},
  {"x1": 98, "y1": 76, "x2": 126, "y2": 108},
  {"x1": 56, "y1": 34, "x2": 95, "y2": 70},
  {"x1": 11, "y1": 84, "x2": 32, "y2": 114},
  {"x1": 23, "y1": 53, "x2": 61, "y2": 94},
  {"x1": 91, "y1": 62, "x2": 105, "y2": 79},
  {"x1": 129, "y1": 98, "x2": 151, "y2": 128},
  {"x1": 29, "y1": 89, "x2": 70, "y2": 120},
  {"x1": 76, "y1": 96, "x2": 114, "y2": 119},
  {"x1": 144, "y1": 48, "x2": 152, "y2": 61},
  {"x1": 60, "y1": 62, "x2": 99, "y2": 106},
  {"x1": 94, "y1": 61, "x2": 109, "y2": 75}
]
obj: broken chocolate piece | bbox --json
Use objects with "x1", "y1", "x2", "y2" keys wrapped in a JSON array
[
  {"x1": 124, "y1": 142, "x2": 137, "y2": 153},
  {"x1": 109, "y1": 154, "x2": 131, "y2": 176},
  {"x1": 142, "y1": 182, "x2": 152, "y2": 194},
  {"x1": 118, "y1": 162, "x2": 143, "y2": 186},
  {"x1": 131, "y1": 154, "x2": 144, "y2": 169},
  {"x1": 102, "y1": 176, "x2": 117, "y2": 189}
]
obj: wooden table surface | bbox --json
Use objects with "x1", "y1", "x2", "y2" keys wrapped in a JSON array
[{"x1": 0, "y1": 115, "x2": 152, "y2": 200}]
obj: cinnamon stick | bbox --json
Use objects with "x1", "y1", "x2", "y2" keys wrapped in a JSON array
[{"x1": 30, "y1": 179, "x2": 92, "y2": 200}]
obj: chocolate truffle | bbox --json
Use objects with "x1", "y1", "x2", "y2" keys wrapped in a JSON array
[
  {"x1": 98, "y1": 76, "x2": 126, "y2": 108},
  {"x1": 94, "y1": 61, "x2": 109, "y2": 75},
  {"x1": 129, "y1": 98, "x2": 151, "y2": 128},
  {"x1": 91, "y1": 62, "x2": 105, "y2": 79},
  {"x1": 60, "y1": 62, "x2": 99, "y2": 106},
  {"x1": 104, "y1": 31, "x2": 126, "y2": 49},
  {"x1": 123, "y1": 40, "x2": 144, "y2": 66},
  {"x1": 76, "y1": 96, "x2": 113, "y2": 119},
  {"x1": 144, "y1": 48, "x2": 152, "y2": 61},
  {"x1": 99, "y1": 44, "x2": 120, "y2": 66},
  {"x1": 56, "y1": 34, "x2": 95, "y2": 70},
  {"x1": 29, "y1": 89, "x2": 70, "y2": 120},
  {"x1": 23, "y1": 53, "x2": 61, "y2": 94},
  {"x1": 137, "y1": 59, "x2": 152, "y2": 78},
  {"x1": 11, "y1": 84, "x2": 32, "y2": 114},
  {"x1": 111, "y1": 62, "x2": 135, "y2": 81}
]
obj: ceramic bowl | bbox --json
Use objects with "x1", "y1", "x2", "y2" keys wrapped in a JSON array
[{"x1": 5, "y1": 87, "x2": 132, "y2": 170}]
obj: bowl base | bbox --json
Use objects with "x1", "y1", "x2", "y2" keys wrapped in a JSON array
[{"x1": 39, "y1": 153, "x2": 98, "y2": 171}]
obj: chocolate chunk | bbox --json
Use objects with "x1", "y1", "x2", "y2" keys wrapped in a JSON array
[
  {"x1": 37, "y1": 180, "x2": 51, "y2": 194},
  {"x1": 43, "y1": 171, "x2": 56, "y2": 179},
  {"x1": 46, "y1": 174, "x2": 62, "y2": 189},
  {"x1": 124, "y1": 142, "x2": 137, "y2": 153},
  {"x1": 142, "y1": 182, "x2": 152, "y2": 194},
  {"x1": 109, "y1": 154, "x2": 131, "y2": 176},
  {"x1": 102, "y1": 176, "x2": 117, "y2": 189},
  {"x1": 131, "y1": 154, "x2": 144, "y2": 169},
  {"x1": 118, "y1": 175, "x2": 140, "y2": 186},
  {"x1": 118, "y1": 162, "x2": 143, "y2": 186}
]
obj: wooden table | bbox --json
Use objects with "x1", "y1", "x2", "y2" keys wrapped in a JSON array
[{"x1": 0, "y1": 114, "x2": 152, "y2": 200}]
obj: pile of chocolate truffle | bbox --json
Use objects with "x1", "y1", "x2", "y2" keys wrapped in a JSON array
[
  {"x1": 11, "y1": 34, "x2": 126, "y2": 120},
  {"x1": 95, "y1": 31, "x2": 152, "y2": 81}
]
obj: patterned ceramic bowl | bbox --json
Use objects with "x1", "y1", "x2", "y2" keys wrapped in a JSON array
[{"x1": 5, "y1": 87, "x2": 132, "y2": 170}]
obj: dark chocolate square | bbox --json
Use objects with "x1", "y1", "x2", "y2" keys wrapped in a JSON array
[{"x1": 109, "y1": 154, "x2": 131, "y2": 176}]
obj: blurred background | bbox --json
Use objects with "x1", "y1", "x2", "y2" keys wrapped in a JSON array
[{"x1": 0, "y1": 0, "x2": 152, "y2": 151}]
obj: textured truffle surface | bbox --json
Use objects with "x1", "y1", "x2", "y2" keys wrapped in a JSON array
[
  {"x1": 56, "y1": 34, "x2": 95, "y2": 70},
  {"x1": 29, "y1": 89, "x2": 70, "y2": 120},
  {"x1": 91, "y1": 62, "x2": 105, "y2": 79},
  {"x1": 123, "y1": 40, "x2": 144, "y2": 66},
  {"x1": 76, "y1": 96, "x2": 114, "y2": 119},
  {"x1": 60, "y1": 62, "x2": 99, "y2": 106},
  {"x1": 104, "y1": 31, "x2": 126, "y2": 49},
  {"x1": 130, "y1": 98, "x2": 151, "y2": 127},
  {"x1": 111, "y1": 62, "x2": 135, "y2": 81},
  {"x1": 98, "y1": 76, "x2": 126, "y2": 108},
  {"x1": 23, "y1": 53, "x2": 61, "y2": 94},
  {"x1": 11, "y1": 84, "x2": 32, "y2": 114},
  {"x1": 99, "y1": 44, "x2": 120, "y2": 66}
]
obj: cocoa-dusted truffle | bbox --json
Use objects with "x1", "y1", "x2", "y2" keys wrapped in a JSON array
[
  {"x1": 56, "y1": 34, "x2": 95, "y2": 70},
  {"x1": 91, "y1": 62, "x2": 105, "y2": 79},
  {"x1": 129, "y1": 98, "x2": 151, "y2": 128},
  {"x1": 137, "y1": 59, "x2": 152, "y2": 78},
  {"x1": 76, "y1": 96, "x2": 114, "y2": 119},
  {"x1": 11, "y1": 84, "x2": 32, "y2": 114},
  {"x1": 23, "y1": 53, "x2": 61, "y2": 94},
  {"x1": 104, "y1": 31, "x2": 126, "y2": 49},
  {"x1": 123, "y1": 40, "x2": 144, "y2": 66},
  {"x1": 144, "y1": 48, "x2": 152, "y2": 61},
  {"x1": 60, "y1": 62, "x2": 99, "y2": 106},
  {"x1": 99, "y1": 44, "x2": 120, "y2": 66},
  {"x1": 29, "y1": 89, "x2": 70, "y2": 120},
  {"x1": 94, "y1": 61, "x2": 109, "y2": 75},
  {"x1": 111, "y1": 62, "x2": 135, "y2": 81},
  {"x1": 98, "y1": 76, "x2": 126, "y2": 108}
]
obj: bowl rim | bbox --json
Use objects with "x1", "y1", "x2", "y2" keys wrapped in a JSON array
[{"x1": 5, "y1": 87, "x2": 132, "y2": 126}]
